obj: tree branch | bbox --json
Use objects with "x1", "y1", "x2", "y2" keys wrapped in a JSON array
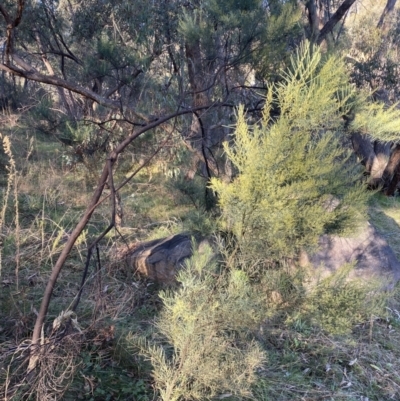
[
  {"x1": 377, "y1": 0, "x2": 398, "y2": 30},
  {"x1": 316, "y1": 0, "x2": 356, "y2": 45},
  {"x1": 15, "y1": 0, "x2": 25, "y2": 28},
  {"x1": 306, "y1": 0, "x2": 320, "y2": 40},
  {"x1": 28, "y1": 101, "x2": 229, "y2": 372},
  {"x1": 0, "y1": 59, "x2": 150, "y2": 122},
  {"x1": 0, "y1": 5, "x2": 11, "y2": 24}
]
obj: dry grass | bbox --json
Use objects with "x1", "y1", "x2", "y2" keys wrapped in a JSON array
[
  {"x1": 1, "y1": 334, "x2": 82, "y2": 401},
  {"x1": 254, "y1": 307, "x2": 400, "y2": 400},
  {"x1": 0, "y1": 131, "x2": 155, "y2": 400},
  {"x1": 2, "y1": 123, "x2": 400, "y2": 401}
]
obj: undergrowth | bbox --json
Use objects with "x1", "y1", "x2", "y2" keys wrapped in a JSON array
[{"x1": 1, "y1": 118, "x2": 400, "y2": 401}]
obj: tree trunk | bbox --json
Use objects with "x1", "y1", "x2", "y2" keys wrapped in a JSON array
[
  {"x1": 306, "y1": 0, "x2": 321, "y2": 41},
  {"x1": 316, "y1": 0, "x2": 357, "y2": 45},
  {"x1": 184, "y1": 38, "x2": 220, "y2": 209},
  {"x1": 385, "y1": 162, "x2": 400, "y2": 196},
  {"x1": 377, "y1": 0, "x2": 398, "y2": 30},
  {"x1": 382, "y1": 144, "x2": 400, "y2": 193},
  {"x1": 351, "y1": 132, "x2": 376, "y2": 172},
  {"x1": 350, "y1": 133, "x2": 393, "y2": 189},
  {"x1": 370, "y1": 141, "x2": 391, "y2": 187}
]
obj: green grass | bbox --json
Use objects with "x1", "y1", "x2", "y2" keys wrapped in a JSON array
[
  {"x1": 248, "y1": 193, "x2": 400, "y2": 401},
  {"x1": 0, "y1": 130, "x2": 211, "y2": 400},
  {"x1": 253, "y1": 312, "x2": 400, "y2": 400},
  {"x1": 369, "y1": 193, "x2": 400, "y2": 259},
  {"x1": 247, "y1": 194, "x2": 400, "y2": 401},
  {"x1": 2, "y1": 126, "x2": 400, "y2": 401}
]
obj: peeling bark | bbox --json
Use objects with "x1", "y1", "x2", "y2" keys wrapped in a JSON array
[
  {"x1": 382, "y1": 144, "x2": 400, "y2": 193},
  {"x1": 370, "y1": 141, "x2": 391, "y2": 187}
]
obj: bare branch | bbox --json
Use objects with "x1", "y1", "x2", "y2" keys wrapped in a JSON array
[
  {"x1": 15, "y1": 0, "x2": 25, "y2": 28},
  {"x1": 34, "y1": 30, "x2": 76, "y2": 117},
  {"x1": 41, "y1": 2, "x2": 81, "y2": 66},
  {"x1": 0, "y1": 59, "x2": 150, "y2": 122},
  {"x1": 317, "y1": 0, "x2": 356, "y2": 45},
  {"x1": 0, "y1": 5, "x2": 12, "y2": 25},
  {"x1": 28, "y1": 101, "x2": 228, "y2": 371}
]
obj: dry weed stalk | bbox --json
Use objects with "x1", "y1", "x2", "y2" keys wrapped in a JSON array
[
  {"x1": 0, "y1": 134, "x2": 11, "y2": 279},
  {"x1": 1, "y1": 333, "x2": 82, "y2": 401},
  {"x1": 32, "y1": 335, "x2": 81, "y2": 401},
  {"x1": 0, "y1": 133, "x2": 20, "y2": 287}
]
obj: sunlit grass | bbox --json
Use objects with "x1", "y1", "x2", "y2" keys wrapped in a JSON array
[
  {"x1": 2, "y1": 128, "x2": 400, "y2": 400},
  {"x1": 369, "y1": 193, "x2": 400, "y2": 258}
]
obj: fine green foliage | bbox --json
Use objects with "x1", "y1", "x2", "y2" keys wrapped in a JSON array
[
  {"x1": 288, "y1": 264, "x2": 388, "y2": 335},
  {"x1": 211, "y1": 44, "x2": 369, "y2": 263},
  {"x1": 308, "y1": 264, "x2": 387, "y2": 335},
  {"x1": 130, "y1": 244, "x2": 266, "y2": 401},
  {"x1": 351, "y1": 101, "x2": 400, "y2": 142},
  {"x1": 178, "y1": 0, "x2": 265, "y2": 47},
  {"x1": 257, "y1": 2, "x2": 303, "y2": 80}
]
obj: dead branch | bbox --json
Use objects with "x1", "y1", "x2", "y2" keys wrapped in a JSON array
[{"x1": 316, "y1": 0, "x2": 357, "y2": 45}]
